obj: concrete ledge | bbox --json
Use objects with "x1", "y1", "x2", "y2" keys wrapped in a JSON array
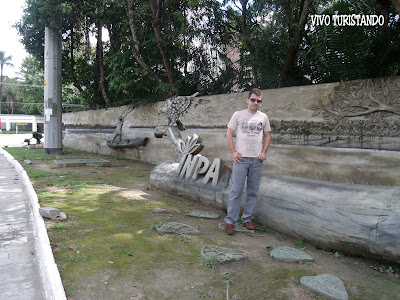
[
  {"x1": 150, "y1": 161, "x2": 400, "y2": 263},
  {"x1": 0, "y1": 148, "x2": 66, "y2": 300}
]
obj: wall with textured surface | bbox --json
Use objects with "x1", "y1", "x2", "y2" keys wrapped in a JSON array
[{"x1": 62, "y1": 77, "x2": 400, "y2": 186}]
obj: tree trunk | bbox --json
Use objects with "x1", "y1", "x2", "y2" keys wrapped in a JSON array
[
  {"x1": 0, "y1": 64, "x2": 3, "y2": 115},
  {"x1": 279, "y1": 0, "x2": 313, "y2": 87},
  {"x1": 69, "y1": 28, "x2": 84, "y2": 94},
  {"x1": 97, "y1": 24, "x2": 111, "y2": 110},
  {"x1": 150, "y1": 0, "x2": 176, "y2": 86},
  {"x1": 377, "y1": 0, "x2": 391, "y2": 33},
  {"x1": 240, "y1": 0, "x2": 259, "y2": 87},
  {"x1": 126, "y1": 0, "x2": 162, "y2": 84},
  {"x1": 392, "y1": 0, "x2": 400, "y2": 14}
]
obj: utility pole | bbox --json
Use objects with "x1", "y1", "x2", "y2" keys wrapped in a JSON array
[{"x1": 44, "y1": 1, "x2": 62, "y2": 154}]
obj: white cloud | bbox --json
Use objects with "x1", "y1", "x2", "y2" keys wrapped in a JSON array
[{"x1": 0, "y1": 0, "x2": 29, "y2": 79}]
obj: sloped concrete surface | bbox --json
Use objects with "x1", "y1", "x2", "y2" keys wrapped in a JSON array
[{"x1": 0, "y1": 147, "x2": 66, "y2": 299}]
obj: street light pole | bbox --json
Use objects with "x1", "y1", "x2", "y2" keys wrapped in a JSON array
[{"x1": 44, "y1": 5, "x2": 63, "y2": 155}]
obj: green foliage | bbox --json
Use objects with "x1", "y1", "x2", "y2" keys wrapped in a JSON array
[
  {"x1": 334, "y1": 251, "x2": 343, "y2": 258},
  {"x1": 220, "y1": 271, "x2": 234, "y2": 284},
  {"x1": 202, "y1": 255, "x2": 217, "y2": 269},
  {"x1": 49, "y1": 223, "x2": 66, "y2": 230},
  {"x1": 13, "y1": 0, "x2": 400, "y2": 109},
  {"x1": 24, "y1": 167, "x2": 53, "y2": 178},
  {"x1": 69, "y1": 254, "x2": 88, "y2": 262},
  {"x1": 179, "y1": 233, "x2": 192, "y2": 243},
  {"x1": 16, "y1": 56, "x2": 44, "y2": 115},
  {"x1": 124, "y1": 250, "x2": 134, "y2": 257}
]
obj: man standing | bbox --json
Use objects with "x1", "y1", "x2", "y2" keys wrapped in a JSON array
[{"x1": 224, "y1": 88, "x2": 271, "y2": 235}]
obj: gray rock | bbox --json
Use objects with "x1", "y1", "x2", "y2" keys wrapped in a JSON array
[
  {"x1": 185, "y1": 210, "x2": 220, "y2": 219},
  {"x1": 270, "y1": 246, "x2": 314, "y2": 262},
  {"x1": 156, "y1": 222, "x2": 201, "y2": 235},
  {"x1": 54, "y1": 158, "x2": 111, "y2": 167},
  {"x1": 300, "y1": 274, "x2": 348, "y2": 300},
  {"x1": 200, "y1": 245, "x2": 247, "y2": 263},
  {"x1": 54, "y1": 212, "x2": 68, "y2": 221},
  {"x1": 39, "y1": 207, "x2": 60, "y2": 219},
  {"x1": 24, "y1": 159, "x2": 32, "y2": 165},
  {"x1": 152, "y1": 207, "x2": 171, "y2": 213}
]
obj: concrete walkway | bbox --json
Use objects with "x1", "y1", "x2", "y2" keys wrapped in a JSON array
[{"x1": 0, "y1": 147, "x2": 66, "y2": 299}]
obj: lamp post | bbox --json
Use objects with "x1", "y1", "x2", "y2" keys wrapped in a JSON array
[{"x1": 44, "y1": 1, "x2": 62, "y2": 155}]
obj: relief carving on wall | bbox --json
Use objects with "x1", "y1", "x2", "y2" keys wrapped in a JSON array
[{"x1": 311, "y1": 77, "x2": 400, "y2": 125}]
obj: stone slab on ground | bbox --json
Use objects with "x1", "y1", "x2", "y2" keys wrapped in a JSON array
[
  {"x1": 300, "y1": 274, "x2": 348, "y2": 300},
  {"x1": 185, "y1": 210, "x2": 220, "y2": 219},
  {"x1": 39, "y1": 207, "x2": 60, "y2": 219},
  {"x1": 53, "y1": 158, "x2": 111, "y2": 167},
  {"x1": 218, "y1": 222, "x2": 255, "y2": 233},
  {"x1": 200, "y1": 245, "x2": 247, "y2": 263},
  {"x1": 270, "y1": 246, "x2": 314, "y2": 262},
  {"x1": 156, "y1": 222, "x2": 201, "y2": 235}
]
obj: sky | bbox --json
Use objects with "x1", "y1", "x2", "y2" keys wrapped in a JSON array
[{"x1": 0, "y1": 0, "x2": 29, "y2": 79}]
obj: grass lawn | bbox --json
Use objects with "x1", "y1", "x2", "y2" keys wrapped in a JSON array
[{"x1": 5, "y1": 147, "x2": 400, "y2": 300}]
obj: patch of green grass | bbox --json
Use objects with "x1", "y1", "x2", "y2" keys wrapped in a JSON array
[
  {"x1": 277, "y1": 233, "x2": 287, "y2": 241},
  {"x1": 57, "y1": 173, "x2": 78, "y2": 181},
  {"x1": 49, "y1": 223, "x2": 66, "y2": 230},
  {"x1": 334, "y1": 251, "x2": 343, "y2": 258},
  {"x1": 24, "y1": 166, "x2": 53, "y2": 178},
  {"x1": 124, "y1": 250, "x2": 134, "y2": 256},
  {"x1": 69, "y1": 254, "x2": 88, "y2": 262},
  {"x1": 255, "y1": 225, "x2": 268, "y2": 233},
  {"x1": 6, "y1": 146, "x2": 400, "y2": 300},
  {"x1": 47, "y1": 181, "x2": 87, "y2": 190},
  {"x1": 179, "y1": 234, "x2": 192, "y2": 243},
  {"x1": 4, "y1": 147, "x2": 59, "y2": 161},
  {"x1": 202, "y1": 256, "x2": 217, "y2": 269},
  {"x1": 295, "y1": 238, "x2": 305, "y2": 248}
]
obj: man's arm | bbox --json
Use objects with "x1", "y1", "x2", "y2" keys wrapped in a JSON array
[
  {"x1": 227, "y1": 128, "x2": 242, "y2": 163},
  {"x1": 258, "y1": 131, "x2": 271, "y2": 161}
]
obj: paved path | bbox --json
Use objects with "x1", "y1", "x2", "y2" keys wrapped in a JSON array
[{"x1": 0, "y1": 151, "x2": 47, "y2": 299}]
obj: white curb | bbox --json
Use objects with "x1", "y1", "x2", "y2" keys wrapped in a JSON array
[{"x1": 0, "y1": 148, "x2": 67, "y2": 300}]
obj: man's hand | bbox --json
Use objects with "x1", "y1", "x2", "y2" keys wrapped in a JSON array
[
  {"x1": 258, "y1": 153, "x2": 266, "y2": 161},
  {"x1": 233, "y1": 151, "x2": 242, "y2": 163}
]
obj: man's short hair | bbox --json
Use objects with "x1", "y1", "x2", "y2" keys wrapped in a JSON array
[{"x1": 248, "y1": 88, "x2": 263, "y2": 99}]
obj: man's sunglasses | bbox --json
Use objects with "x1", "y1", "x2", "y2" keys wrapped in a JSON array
[{"x1": 249, "y1": 98, "x2": 262, "y2": 104}]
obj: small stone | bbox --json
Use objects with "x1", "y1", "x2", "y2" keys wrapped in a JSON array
[
  {"x1": 270, "y1": 246, "x2": 314, "y2": 262},
  {"x1": 24, "y1": 159, "x2": 32, "y2": 165},
  {"x1": 153, "y1": 207, "x2": 170, "y2": 213},
  {"x1": 156, "y1": 222, "x2": 201, "y2": 235},
  {"x1": 200, "y1": 245, "x2": 247, "y2": 263},
  {"x1": 39, "y1": 207, "x2": 60, "y2": 219},
  {"x1": 185, "y1": 210, "x2": 220, "y2": 219},
  {"x1": 54, "y1": 212, "x2": 68, "y2": 221},
  {"x1": 300, "y1": 274, "x2": 348, "y2": 300}
]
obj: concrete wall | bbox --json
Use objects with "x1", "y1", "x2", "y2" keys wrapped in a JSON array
[{"x1": 62, "y1": 77, "x2": 400, "y2": 187}]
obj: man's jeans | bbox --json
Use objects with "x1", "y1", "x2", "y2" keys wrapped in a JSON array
[{"x1": 224, "y1": 157, "x2": 263, "y2": 225}]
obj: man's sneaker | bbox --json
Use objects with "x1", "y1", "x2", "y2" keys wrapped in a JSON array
[
  {"x1": 225, "y1": 223, "x2": 235, "y2": 235},
  {"x1": 243, "y1": 221, "x2": 256, "y2": 230}
]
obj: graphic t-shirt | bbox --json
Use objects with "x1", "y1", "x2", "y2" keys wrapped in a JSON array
[{"x1": 227, "y1": 109, "x2": 271, "y2": 158}]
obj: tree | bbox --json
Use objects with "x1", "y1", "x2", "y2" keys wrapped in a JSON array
[
  {"x1": 15, "y1": 0, "x2": 400, "y2": 108},
  {"x1": 17, "y1": 56, "x2": 44, "y2": 115},
  {"x1": 279, "y1": 0, "x2": 314, "y2": 87},
  {"x1": 0, "y1": 51, "x2": 14, "y2": 114}
]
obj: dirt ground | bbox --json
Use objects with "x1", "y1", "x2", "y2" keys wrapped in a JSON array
[{"x1": 6, "y1": 147, "x2": 400, "y2": 300}]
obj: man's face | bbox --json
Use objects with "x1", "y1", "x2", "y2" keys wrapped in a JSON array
[{"x1": 247, "y1": 93, "x2": 263, "y2": 111}]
